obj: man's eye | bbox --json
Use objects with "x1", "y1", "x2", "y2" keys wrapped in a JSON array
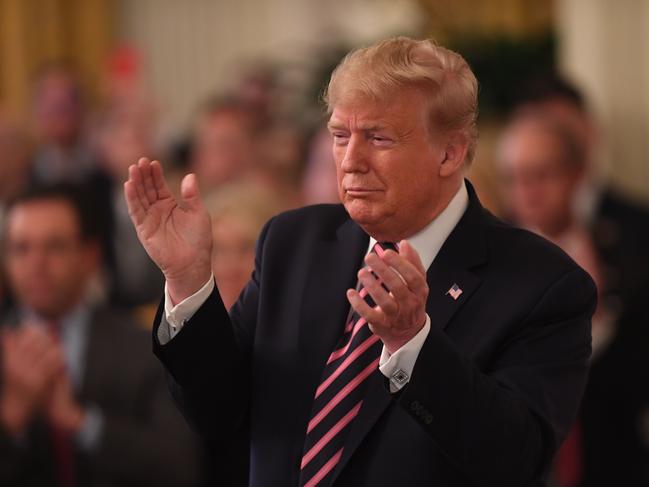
[
  {"x1": 332, "y1": 134, "x2": 349, "y2": 144},
  {"x1": 371, "y1": 135, "x2": 392, "y2": 145}
]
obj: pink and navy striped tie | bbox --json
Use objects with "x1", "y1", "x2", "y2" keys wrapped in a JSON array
[{"x1": 299, "y1": 242, "x2": 398, "y2": 487}]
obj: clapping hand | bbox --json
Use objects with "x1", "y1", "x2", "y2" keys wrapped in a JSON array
[
  {"x1": 124, "y1": 158, "x2": 213, "y2": 304},
  {"x1": 347, "y1": 241, "x2": 429, "y2": 354}
]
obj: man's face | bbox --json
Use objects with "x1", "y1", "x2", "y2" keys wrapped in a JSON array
[
  {"x1": 498, "y1": 123, "x2": 582, "y2": 236},
  {"x1": 34, "y1": 72, "x2": 82, "y2": 145},
  {"x1": 193, "y1": 110, "x2": 254, "y2": 189},
  {"x1": 328, "y1": 87, "x2": 446, "y2": 241},
  {"x1": 5, "y1": 200, "x2": 97, "y2": 319}
]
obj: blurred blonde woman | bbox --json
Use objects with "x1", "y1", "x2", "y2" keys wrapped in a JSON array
[{"x1": 204, "y1": 183, "x2": 282, "y2": 309}]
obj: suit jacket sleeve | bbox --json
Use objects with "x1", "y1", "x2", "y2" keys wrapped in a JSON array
[
  {"x1": 152, "y1": 217, "x2": 273, "y2": 442},
  {"x1": 399, "y1": 266, "x2": 596, "y2": 487}
]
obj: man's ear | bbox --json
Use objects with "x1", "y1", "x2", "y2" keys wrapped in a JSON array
[{"x1": 439, "y1": 132, "x2": 469, "y2": 178}]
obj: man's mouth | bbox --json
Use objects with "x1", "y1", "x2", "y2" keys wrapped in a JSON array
[{"x1": 345, "y1": 187, "x2": 380, "y2": 196}]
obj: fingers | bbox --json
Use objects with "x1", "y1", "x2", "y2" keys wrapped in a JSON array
[
  {"x1": 379, "y1": 244, "x2": 428, "y2": 295},
  {"x1": 124, "y1": 180, "x2": 146, "y2": 225},
  {"x1": 180, "y1": 173, "x2": 202, "y2": 211},
  {"x1": 363, "y1": 253, "x2": 409, "y2": 301},
  {"x1": 357, "y1": 267, "x2": 398, "y2": 316},
  {"x1": 150, "y1": 160, "x2": 172, "y2": 199},
  {"x1": 347, "y1": 288, "x2": 383, "y2": 325},
  {"x1": 15, "y1": 325, "x2": 52, "y2": 359},
  {"x1": 128, "y1": 164, "x2": 150, "y2": 211},
  {"x1": 398, "y1": 240, "x2": 426, "y2": 275},
  {"x1": 348, "y1": 240, "x2": 429, "y2": 330},
  {"x1": 138, "y1": 158, "x2": 159, "y2": 205}
]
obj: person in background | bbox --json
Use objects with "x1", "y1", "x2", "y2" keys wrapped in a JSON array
[
  {"x1": 96, "y1": 103, "x2": 165, "y2": 307},
  {"x1": 251, "y1": 122, "x2": 306, "y2": 209},
  {"x1": 496, "y1": 113, "x2": 612, "y2": 350},
  {"x1": 29, "y1": 63, "x2": 113, "y2": 301},
  {"x1": 0, "y1": 110, "x2": 32, "y2": 308},
  {"x1": 232, "y1": 64, "x2": 278, "y2": 133},
  {"x1": 513, "y1": 75, "x2": 649, "y2": 313},
  {"x1": 187, "y1": 97, "x2": 257, "y2": 194},
  {"x1": 0, "y1": 184, "x2": 202, "y2": 487},
  {"x1": 301, "y1": 124, "x2": 339, "y2": 205},
  {"x1": 204, "y1": 183, "x2": 282, "y2": 310},
  {"x1": 30, "y1": 64, "x2": 98, "y2": 186},
  {"x1": 497, "y1": 112, "x2": 649, "y2": 487}
]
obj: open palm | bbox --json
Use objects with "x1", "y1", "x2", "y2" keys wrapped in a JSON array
[{"x1": 124, "y1": 158, "x2": 213, "y2": 302}]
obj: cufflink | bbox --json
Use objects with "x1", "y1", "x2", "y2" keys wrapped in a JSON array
[{"x1": 390, "y1": 369, "x2": 409, "y2": 387}]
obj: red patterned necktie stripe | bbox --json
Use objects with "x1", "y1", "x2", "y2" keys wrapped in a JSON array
[
  {"x1": 299, "y1": 242, "x2": 398, "y2": 486},
  {"x1": 47, "y1": 321, "x2": 76, "y2": 487}
]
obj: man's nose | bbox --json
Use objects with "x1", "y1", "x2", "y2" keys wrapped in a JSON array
[{"x1": 340, "y1": 136, "x2": 369, "y2": 173}]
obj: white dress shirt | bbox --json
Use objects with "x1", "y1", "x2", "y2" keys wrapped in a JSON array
[{"x1": 163, "y1": 181, "x2": 469, "y2": 392}]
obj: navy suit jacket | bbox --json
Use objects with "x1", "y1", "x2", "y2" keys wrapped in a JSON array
[{"x1": 153, "y1": 181, "x2": 596, "y2": 486}]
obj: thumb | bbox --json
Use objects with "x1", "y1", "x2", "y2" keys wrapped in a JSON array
[
  {"x1": 180, "y1": 173, "x2": 203, "y2": 211},
  {"x1": 398, "y1": 240, "x2": 426, "y2": 275}
]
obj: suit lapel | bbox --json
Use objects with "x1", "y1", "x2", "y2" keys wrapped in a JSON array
[
  {"x1": 424, "y1": 180, "x2": 487, "y2": 331},
  {"x1": 330, "y1": 180, "x2": 488, "y2": 482}
]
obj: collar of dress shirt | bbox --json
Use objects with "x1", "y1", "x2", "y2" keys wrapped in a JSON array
[{"x1": 367, "y1": 180, "x2": 469, "y2": 271}]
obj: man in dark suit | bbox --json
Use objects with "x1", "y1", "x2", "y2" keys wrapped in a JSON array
[
  {"x1": 125, "y1": 37, "x2": 596, "y2": 486},
  {"x1": 512, "y1": 76, "x2": 649, "y2": 487},
  {"x1": 513, "y1": 74, "x2": 649, "y2": 311},
  {"x1": 0, "y1": 185, "x2": 202, "y2": 487}
]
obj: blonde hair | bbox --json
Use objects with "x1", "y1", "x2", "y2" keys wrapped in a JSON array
[{"x1": 325, "y1": 37, "x2": 479, "y2": 163}]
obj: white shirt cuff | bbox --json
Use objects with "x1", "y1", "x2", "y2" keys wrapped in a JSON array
[
  {"x1": 379, "y1": 315, "x2": 431, "y2": 393},
  {"x1": 164, "y1": 276, "x2": 215, "y2": 339}
]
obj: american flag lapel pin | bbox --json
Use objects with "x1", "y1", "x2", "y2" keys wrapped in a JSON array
[{"x1": 446, "y1": 283, "x2": 463, "y2": 301}]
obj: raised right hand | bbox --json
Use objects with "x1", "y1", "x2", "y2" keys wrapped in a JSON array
[{"x1": 124, "y1": 158, "x2": 213, "y2": 304}]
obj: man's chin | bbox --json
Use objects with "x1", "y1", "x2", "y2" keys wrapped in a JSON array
[{"x1": 343, "y1": 201, "x2": 387, "y2": 229}]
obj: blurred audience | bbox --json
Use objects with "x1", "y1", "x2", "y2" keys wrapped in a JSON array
[
  {"x1": 205, "y1": 183, "x2": 282, "y2": 309},
  {"x1": 497, "y1": 110, "x2": 649, "y2": 487},
  {"x1": 30, "y1": 64, "x2": 98, "y2": 186},
  {"x1": 96, "y1": 103, "x2": 165, "y2": 307},
  {"x1": 514, "y1": 76, "x2": 649, "y2": 310},
  {"x1": 232, "y1": 64, "x2": 278, "y2": 132},
  {"x1": 29, "y1": 64, "x2": 114, "y2": 304},
  {"x1": 0, "y1": 185, "x2": 202, "y2": 487},
  {"x1": 302, "y1": 124, "x2": 339, "y2": 205},
  {"x1": 497, "y1": 112, "x2": 613, "y2": 353},
  {"x1": 0, "y1": 110, "x2": 32, "y2": 320},
  {"x1": 251, "y1": 121, "x2": 306, "y2": 208},
  {"x1": 187, "y1": 97, "x2": 257, "y2": 193},
  {"x1": 0, "y1": 111, "x2": 31, "y2": 211}
]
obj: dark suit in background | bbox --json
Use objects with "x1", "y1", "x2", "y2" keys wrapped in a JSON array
[
  {"x1": 0, "y1": 306, "x2": 203, "y2": 487},
  {"x1": 153, "y1": 181, "x2": 596, "y2": 487},
  {"x1": 591, "y1": 188, "x2": 649, "y2": 310}
]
